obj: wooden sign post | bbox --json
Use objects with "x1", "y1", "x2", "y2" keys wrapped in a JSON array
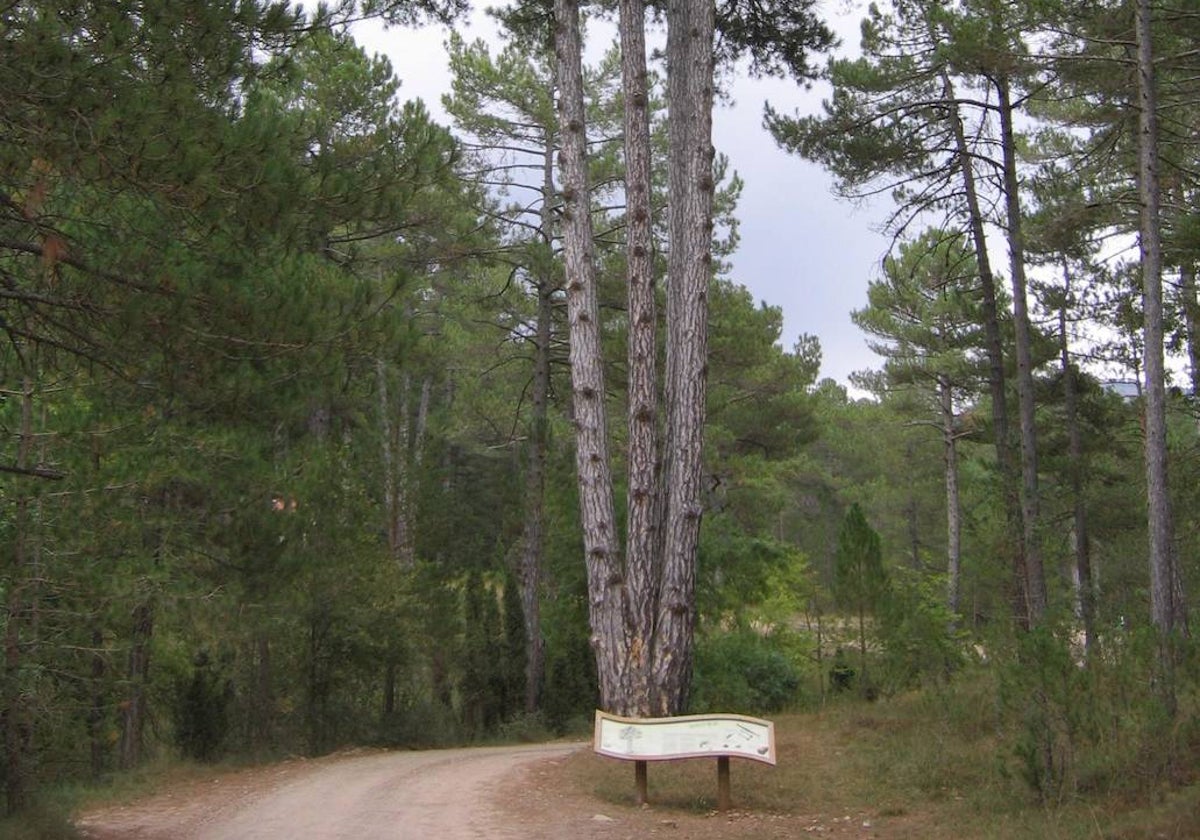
[{"x1": 593, "y1": 711, "x2": 776, "y2": 811}]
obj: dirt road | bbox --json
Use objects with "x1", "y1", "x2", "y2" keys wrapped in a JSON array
[{"x1": 77, "y1": 743, "x2": 584, "y2": 840}]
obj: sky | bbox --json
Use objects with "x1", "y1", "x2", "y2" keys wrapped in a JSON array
[{"x1": 353, "y1": 1, "x2": 892, "y2": 386}]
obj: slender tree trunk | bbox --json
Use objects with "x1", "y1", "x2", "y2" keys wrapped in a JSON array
[
  {"x1": 382, "y1": 660, "x2": 397, "y2": 719},
  {"x1": 89, "y1": 626, "x2": 108, "y2": 780},
  {"x1": 377, "y1": 358, "x2": 404, "y2": 561},
  {"x1": 1134, "y1": 0, "x2": 1186, "y2": 668},
  {"x1": 514, "y1": 132, "x2": 559, "y2": 713},
  {"x1": 554, "y1": 0, "x2": 627, "y2": 713},
  {"x1": 3, "y1": 377, "x2": 35, "y2": 814},
  {"x1": 118, "y1": 602, "x2": 154, "y2": 770},
  {"x1": 942, "y1": 70, "x2": 1027, "y2": 626},
  {"x1": 652, "y1": 0, "x2": 716, "y2": 717},
  {"x1": 378, "y1": 365, "x2": 424, "y2": 567},
  {"x1": 996, "y1": 73, "x2": 1047, "y2": 626},
  {"x1": 1180, "y1": 262, "x2": 1200, "y2": 398},
  {"x1": 250, "y1": 627, "x2": 273, "y2": 752},
  {"x1": 940, "y1": 375, "x2": 962, "y2": 624},
  {"x1": 1059, "y1": 264, "x2": 1095, "y2": 661},
  {"x1": 619, "y1": 0, "x2": 659, "y2": 714}
]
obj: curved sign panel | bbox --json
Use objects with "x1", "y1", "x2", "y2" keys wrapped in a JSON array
[{"x1": 593, "y1": 710, "x2": 776, "y2": 765}]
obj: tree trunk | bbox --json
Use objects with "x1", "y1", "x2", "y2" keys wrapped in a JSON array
[
  {"x1": 652, "y1": 0, "x2": 716, "y2": 716},
  {"x1": 89, "y1": 626, "x2": 108, "y2": 780},
  {"x1": 996, "y1": 73, "x2": 1047, "y2": 627},
  {"x1": 942, "y1": 69, "x2": 1027, "y2": 627},
  {"x1": 619, "y1": 0, "x2": 659, "y2": 715},
  {"x1": 118, "y1": 601, "x2": 154, "y2": 770},
  {"x1": 940, "y1": 375, "x2": 962, "y2": 624},
  {"x1": 250, "y1": 628, "x2": 273, "y2": 752},
  {"x1": 553, "y1": 0, "x2": 627, "y2": 712},
  {"x1": 1134, "y1": 0, "x2": 1186, "y2": 661},
  {"x1": 3, "y1": 377, "x2": 35, "y2": 813},
  {"x1": 378, "y1": 364, "x2": 424, "y2": 567},
  {"x1": 514, "y1": 130, "x2": 559, "y2": 714},
  {"x1": 1059, "y1": 264, "x2": 1095, "y2": 661},
  {"x1": 1180, "y1": 262, "x2": 1200, "y2": 398}
]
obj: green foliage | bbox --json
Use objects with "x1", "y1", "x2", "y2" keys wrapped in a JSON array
[
  {"x1": 994, "y1": 626, "x2": 1200, "y2": 804},
  {"x1": 834, "y1": 503, "x2": 889, "y2": 619},
  {"x1": 690, "y1": 629, "x2": 804, "y2": 714},
  {"x1": 875, "y1": 567, "x2": 965, "y2": 693},
  {"x1": 172, "y1": 655, "x2": 230, "y2": 763}
]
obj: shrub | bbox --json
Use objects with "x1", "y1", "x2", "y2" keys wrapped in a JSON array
[{"x1": 690, "y1": 629, "x2": 802, "y2": 714}]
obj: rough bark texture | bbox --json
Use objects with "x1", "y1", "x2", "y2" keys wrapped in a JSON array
[
  {"x1": 553, "y1": 0, "x2": 627, "y2": 713},
  {"x1": 1134, "y1": 0, "x2": 1184, "y2": 644},
  {"x1": 996, "y1": 74, "x2": 1047, "y2": 627},
  {"x1": 653, "y1": 0, "x2": 715, "y2": 716},
  {"x1": 619, "y1": 0, "x2": 659, "y2": 713}
]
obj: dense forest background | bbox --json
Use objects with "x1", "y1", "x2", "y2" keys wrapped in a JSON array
[{"x1": 2, "y1": 0, "x2": 1198, "y2": 820}]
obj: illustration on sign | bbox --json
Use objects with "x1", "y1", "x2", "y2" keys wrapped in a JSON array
[{"x1": 593, "y1": 711, "x2": 776, "y2": 765}]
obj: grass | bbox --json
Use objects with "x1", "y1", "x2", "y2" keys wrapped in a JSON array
[
  {"x1": 13, "y1": 665, "x2": 1200, "y2": 839},
  {"x1": 559, "y1": 674, "x2": 1200, "y2": 839}
]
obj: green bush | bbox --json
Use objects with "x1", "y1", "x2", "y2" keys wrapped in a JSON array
[
  {"x1": 690, "y1": 629, "x2": 802, "y2": 714},
  {"x1": 171, "y1": 654, "x2": 230, "y2": 763}
]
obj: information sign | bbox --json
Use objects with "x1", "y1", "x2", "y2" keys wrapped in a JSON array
[{"x1": 593, "y1": 710, "x2": 776, "y2": 766}]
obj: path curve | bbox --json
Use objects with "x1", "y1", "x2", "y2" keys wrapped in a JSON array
[{"x1": 78, "y1": 743, "x2": 583, "y2": 840}]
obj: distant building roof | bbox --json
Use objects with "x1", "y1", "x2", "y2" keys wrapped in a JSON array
[{"x1": 1102, "y1": 380, "x2": 1140, "y2": 400}]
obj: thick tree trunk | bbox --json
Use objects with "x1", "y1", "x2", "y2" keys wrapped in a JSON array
[
  {"x1": 118, "y1": 602, "x2": 154, "y2": 770},
  {"x1": 1059, "y1": 265, "x2": 1095, "y2": 661},
  {"x1": 1135, "y1": 0, "x2": 1185, "y2": 654},
  {"x1": 554, "y1": 0, "x2": 627, "y2": 713},
  {"x1": 940, "y1": 375, "x2": 962, "y2": 623},
  {"x1": 942, "y1": 70, "x2": 1027, "y2": 627},
  {"x1": 996, "y1": 74, "x2": 1047, "y2": 626},
  {"x1": 619, "y1": 0, "x2": 659, "y2": 714},
  {"x1": 652, "y1": 0, "x2": 716, "y2": 716}
]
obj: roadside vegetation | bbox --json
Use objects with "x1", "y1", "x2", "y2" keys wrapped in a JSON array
[{"x1": 570, "y1": 665, "x2": 1200, "y2": 839}]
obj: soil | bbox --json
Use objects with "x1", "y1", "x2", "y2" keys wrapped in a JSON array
[{"x1": 76, "y1": 743, "x2": 898, "y2": 839}]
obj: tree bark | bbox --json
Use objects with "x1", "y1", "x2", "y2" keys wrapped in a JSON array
[
  {"x1": 940, "y1": 375, "x2": 962, "y2": 624},
  {"x1": 1180, "y1": 262, "x2": 1200, "y2": 398},
  {"x1": 118, "y1": 602, "x2": 154, "y2": 770},
  {"x1": 1059, "y1": 264, "x2": 1095, "y2": 661},
  {"x1": 619, "y1": 0, "x2": 659, "y2": 715},
  {"x1": 653, "y1": 0, "x2": 716, "y2": 716},
  {"x1": 554, "y1": 0, "x2": 627, "y2": 713},
  {"x1": 1134, "y1": 0, "x2": 1185, "y2": 656},
  {"x1": 89, "y1": 626, "x2": 108, "y2": 780},
  {"x1": 3, "y1": 378, "x2": 35, "y2": 814},
  {"x1": 941, "y1": 69, "x2": 1027, "y2": 626},
  {"x1": 996, "y1": 73, "x2": 1047, "y2": 626},
  {"x1": 514, "y1": 127, "x2": 559, "y2": 714}
]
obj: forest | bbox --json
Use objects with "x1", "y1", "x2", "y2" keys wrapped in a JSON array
[{"x1": 1, "y1": 0, "x2": 1198, "y2": 828}]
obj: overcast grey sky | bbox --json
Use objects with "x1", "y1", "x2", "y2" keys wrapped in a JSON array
[{"x1": 355, "y1": 2, "x2": 891, "y2": 386}]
